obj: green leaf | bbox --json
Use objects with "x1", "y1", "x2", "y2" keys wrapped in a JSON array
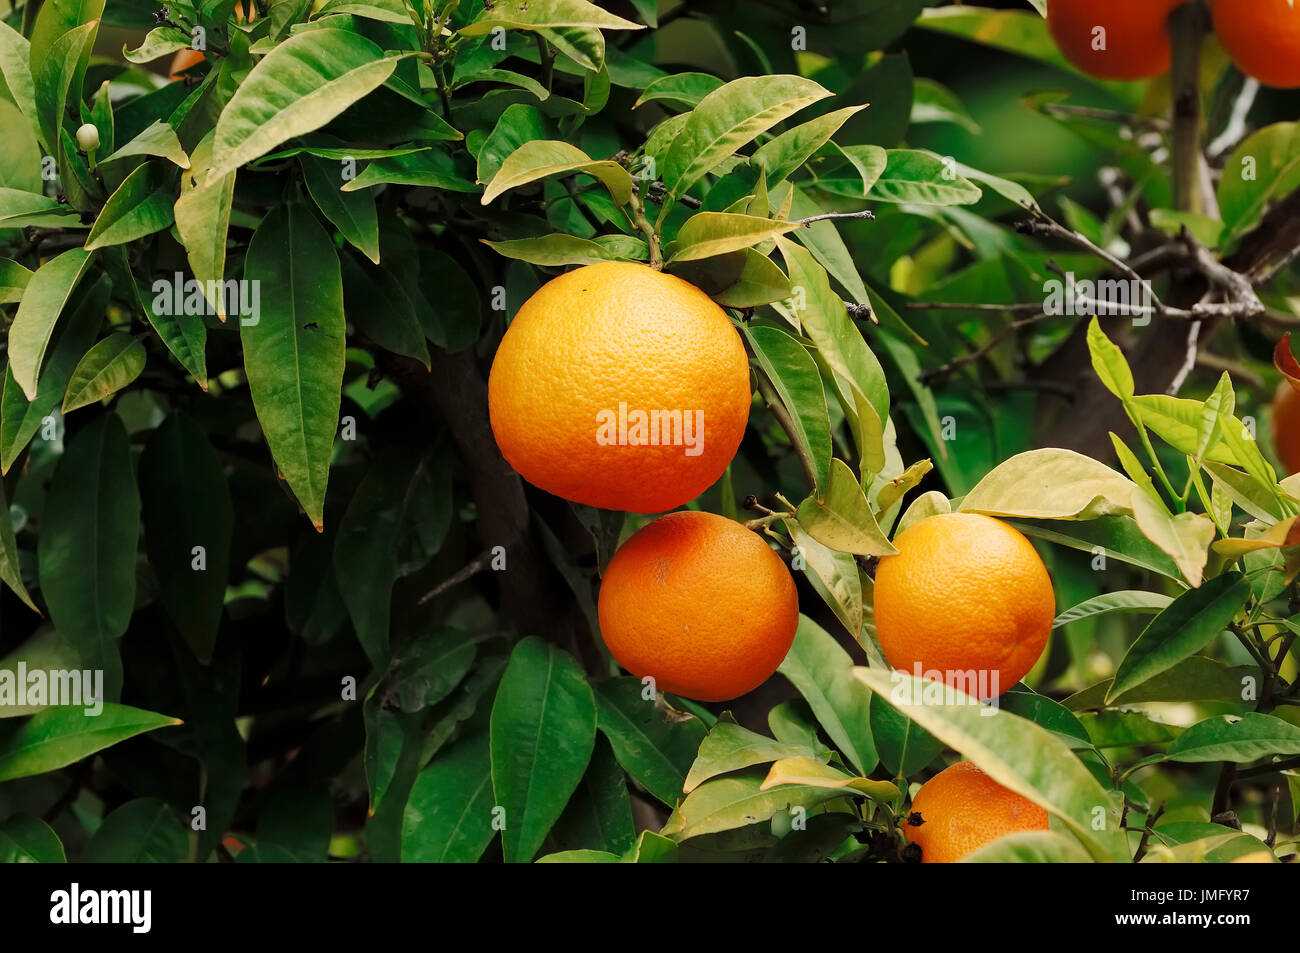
[
  {"x1": 868, "y1": 149, "x2": 982, "y2": 205},
  {"x1": 667, "y1": 212, "x2": 803, "y2": 262},
  {"x1": 339, "y1": 149, "x2": 476, "y2": 193},
  {"x1": 777, "y1": 236, "x2": 888, "y2": 474},
  {"x1": 1203, "y1": 461, "x2": 1288, "y2": 523},
  {"x1": 661, "y1": 75, "x2": 831, "y2": 200},
  {"x1": 761, "y1": 756, "x2": 898, "y2": 800},
  {"x1": 743, "y1": 323, "x2": 832, "y2": 492},
  {"x1": 786, "y1": 523, "x2": 863, "y2": 640},
  {"x1": 634, "y1": 72, "x2": 724, "y2": 109},
  {"x1": 334, "y1": 450, "x2": 441, "y2": 666},
  {"x1": 0, "y1": 814, "x2": 65, "y2": 862},
  {"x1": 208, "y1": 29, "x2": 404, "y2": 180},
  {"x1": 855, "y1": 667, "x2": 1127, "y2": 862},
  {"x1": 82, "y1": 798, "x2": 187, "y2": 862},
  {"x1": 1, "y1": 277, "x2": 105, "y2": 472},
  {"x1": 0, "y1": 259, "x2": 33, "y2": 305},
  {"x1": 8, "y1": 248, "x2": 95, "y2": 400},
  {"x1": 139, "y1": 413, "x2": 233, "y2": 663},
  {"x1": 302, "y1": 153, "x2": 380, "y2": 263},
  {"x1": 1065, "y1": 657, "x2": 1260, "y2": 710},
  {"x1": 242, "y1": 204, "x2": 347, "y2": 530},
  {"x1": 0, "y1": 704, "x2": 180, "y2": 781},
  {"x1": 713, "y1": 250, "x2": 793, "y2": 307},
  {"x1": 461, "y1": 0, "x2": 644, "y2": 35},
  {"x1": 1107, "y1": 572, "x2": 1250, "y2": 704},
  {"x1": 661, "y1": 770, "x2": 847, "y2": 841},
  {"x1": 173, "y1": 134, "x2": 234, "y2": 328},
  {"x1": 490, "y1": 637, "x2": 597, "y2": 863},
  {"x1": 548, "y1": 737, "x2": 635, "y2": 856},
  {"x1": 1012, "y1": 516, "x2": 1182, "y2": 580},
  {"x1": 796, "y1": 458, "x2": 897, "y2": 557},
  {"x1": 776, "y1": 615, "x2": 876, "y2": 775},
  {"x1": 340, "y1": 254, "x2": 428, "y2": 364},
  {"x1": 1165, "y1": 713, "x2": 1300, "y2": 764},
  {"x1": 1086, "y1": 317, "x2": 1135, "y2": 400},
  {"x1": 99, "y1": 119, "x2": 189, "y2": 168},
  {"x1": 29, "y1": 0, "x2": 105, "y2": 79},
  {"x1": 594, "y1": 677, "x2": 706, "y2": 807},
  {"x1": 0, "y1": 478, "x2": 36, "y2": 612},
  {"x1": 962, "y1": 830, "x2": 1094, "y2": 863},
  {"x1": 121, "y1": 25, "x2": 191, "y2": 64},
  {"x1": 0, "y1": 20, "x2": 38, "y2": 128},
  {"x1": 869, "y1": 698, "x2": 943, "y2": 777},
  {"x1": 127, "y1": 266, "x2": 208, "y2": 387},
  {"x1": 0, "y1": 189, "x2": 82, "y2": 230},
  {"x1": 1130, "y1": 488, "x2": 1216, "y2": 587},
  {"x1": 38, "y1": 414, "x2": 140, "y2": 699},
  {"x1": 31, "y1": 17, "x2": 98, "y2": 154},
  {"x1": 60, "y1": 332, "x2": 146, "y2": 413},
  {"x1": 960, "y1": 448, "x2": 1136, "y2": 520},
  {"x1": 683, "y1": 720, "x2": 820, "y2": 793},
  {"x1": 1054, "y1": 591, "x2": 1173, "y2": 629},
  {"x1": 402, "y1": 728, "x2": 496, "y2": 863},
  {"x1": 84, "y1": 162, "x2": 175, "y2": 251},
  {"x1": 752, "y1": 105, "x2": 868, "y2": 185},
  {"x1": 483, "y1": 233, "x2": 648, "y2": 267},
  {"x1": 1218, "y1": 123, "x2": 1300, "y2": 244},
  {"x1": 480, "y1": 139, "x2": 633, "y2": 206}
]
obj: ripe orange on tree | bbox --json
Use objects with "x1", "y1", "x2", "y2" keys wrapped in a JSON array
[
  {"x1": 1273, "y1": 381, "x2": 1300, "y2": 474},
  {"x1": 596, "y1": 510, "x2": 798, "y2": 702},
  {"x1": 1213, "y1": 0, "x2": 1300, "y2": 88},
  {"x1": 168, "y1": 1, "x2": 257, "y2": 80},
  {"x1": 1046, "y1": 0, "x2": 1184, "y2": 80},
  {"x1": 903, "y1": 761, "x2": 1050, "y2": 863},
  {"x1": 488, "y1": 262, "x2": 752, "y2": 514},
  {"x1": 872, "y1": 513, "x2": 1055, "y2": 696}
]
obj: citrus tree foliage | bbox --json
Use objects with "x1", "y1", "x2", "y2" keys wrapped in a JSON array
[{"x1": 0, "y1": 0, "x2": 1298, "y2": 864}]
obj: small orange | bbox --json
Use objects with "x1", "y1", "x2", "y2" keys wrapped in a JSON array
[
  {"x1": 488, "y1": 262, "x2": 751, "y2": 513},
  {"x1": 168, "y1": 2, "x2": 256, "y2": 80},
  {"x1": 1214, "y1": 0, "x2": 1300, "y2": 88},
  {"x1": 903, "y1": 761, "x2": 1050, "y2": 863},
  {"x1": 1273, "y1": 382, "x2": 1300, "y2": 474},
  {"x1": 597, "y1": 511, "x2": 798, "y2": 702},
  {"x1": 873, "y1": 513, "x2": 1054, "y2": 697},
  {"x1": 1046, "y1": 0, "x2": 1183, "y2": 80}
]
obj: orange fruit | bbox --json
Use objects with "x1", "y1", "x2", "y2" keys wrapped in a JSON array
[
  {"x1": 1273, "y1": 381, "x2": 1300, "y2": 474},
  {"x1": 168, "y1": 2, "x2": 256, "y2": 80},
  {"x1": 596, "y1": 510, "x2": 798, "y2": 702},
  {"x1": 488, "y1": 262, "x2": 751, "y2": 513},
  {"x1": 873, "y1": 513, "x2": 1054, "y2": 697},
  {"x1": 1046, "y1": 0, "x2": 1183, "y2": 80},
  {"x1": 1214, "y1": 0, "x2": 1300, "y2": 88},
  {"x1": 168, "y1": 48, "x2": 205, "y2": 80},
  {"x1": 903, "y1": 761, "x2": 1049, "y2": 863}
]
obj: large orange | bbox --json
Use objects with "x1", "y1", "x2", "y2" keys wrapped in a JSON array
[
  {"x1": 1274, "y1": 382, "x2": 1300, "y2": 474},
  {"x1": 903, "y1": 761, "x2": 1049, "y2": 863},
  {"x1": 1214, "y1": 0, "x2": 1300, "y2": 87},
  {"x1": 1046, "y1": 0, "x2": 1183, "y2": 80},
  {"x1": 488, "y1": 263, "x2": 751, "y2": 513},
  {"x1": 597, "y1": 511, "x2": 798, "y2": 702},
  {"x1": 873, "y1": 513, "x2": 1054, "y2": 697}
]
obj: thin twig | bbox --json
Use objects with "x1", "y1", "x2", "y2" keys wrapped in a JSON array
[
  {"x1": 418, "y1": 550, "x2": 494, "y2": 605},
  {"x1": 793, "y1": 209, "x2": 875, "y2": 226},
  {"x1": 754, "y1": 368, "x2": 818, "y2": 490}
]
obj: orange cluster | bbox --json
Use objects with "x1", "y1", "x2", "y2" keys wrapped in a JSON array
[
  {"x1": 489, "y1": 263, "x2": 797, "y2": 702},
  {"x1": 1046, "y1": 0, "x2": 1300, "y2": 88}
]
